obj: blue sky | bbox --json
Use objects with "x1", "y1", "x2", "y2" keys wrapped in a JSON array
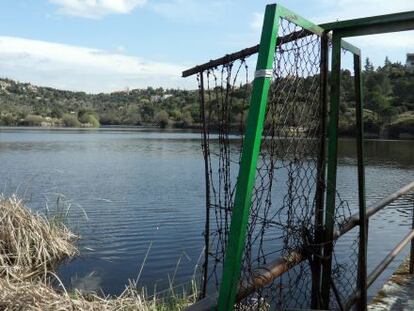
[{"x1": 0, "y1": 0, "x2": 413, "y2": 93}]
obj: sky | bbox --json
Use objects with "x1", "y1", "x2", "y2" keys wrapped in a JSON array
[{"x1": 0, "y1": 0, "x2": 413, "y2": 93}]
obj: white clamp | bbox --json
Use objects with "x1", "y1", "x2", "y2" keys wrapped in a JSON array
[{"x1": 254, "y1": 69, "x2": 273, "y2": 79}]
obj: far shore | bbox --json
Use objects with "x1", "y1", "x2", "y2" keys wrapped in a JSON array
[{"x1": 1, "y1": 125, "x2": 414, "y2": 140}]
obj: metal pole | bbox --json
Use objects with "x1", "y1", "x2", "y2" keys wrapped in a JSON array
[
  {"x1": 216, "y1": 4, "x2": 280, "y2": 310},
  {"x1": 354, "y1": 53, "x2": 368, "y2": 310},
  {"x1": 345, "y1": 229, "x2": 414, "y2": 310},
  {"x1": 321, "y1": 31, "x2": 342, "y2": 309},
  {"x1": 410, "y1": 197, "x2": 414, "y2": 274},
  {"x1": 198, "y1": 72, "x2": 210, "y2": 298},
  {"x1": 311, "y1": 31, "x2": 329, "y2": 310},
  {"x1": 368, "y1": 229, "x2": 414, "y2": 287}
]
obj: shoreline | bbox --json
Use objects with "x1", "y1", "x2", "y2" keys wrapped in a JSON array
[{"x1": 1, "y1": 126, "x2": 414, "y2": 141}]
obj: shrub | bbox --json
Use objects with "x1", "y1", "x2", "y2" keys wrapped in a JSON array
[
  {"x1": 62, "y1": 114, "x2": 81, "y2": 127},
  {"x1": 154, "y1": 110, "x2": 170, "y2": 128},
  {"x1": 79, "y1": 113, "x2": 100, "y2": 128},
  {"x1": 22, "y1": 114, "x2": 44, "y2": 126}
]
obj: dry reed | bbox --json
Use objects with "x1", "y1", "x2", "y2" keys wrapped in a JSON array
[
  {"x1": 0, "y1": 195, "x2": 78, "y2": 281},
  {"x1": 0, "y1": 195, "x2": 197, "y2": 310},
  {"x1": 0, "y1": 278, "x2": 197, "y2": 311}
]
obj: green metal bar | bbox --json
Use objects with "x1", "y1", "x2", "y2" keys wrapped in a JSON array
[
  {"x1": 354, "y1": 53, "x2": 368, "y2": 311},
  {"x1": 311, "y1": 31, "x2": 329, "y2": 310},
  {"x1": 321, "y1": 11, "x2": 414, "y2": 37},
  {"x1": 321, "y1": 10, "x2": 414, "y2": 30},
  {"x1": 271, "y1": 5, "x2": 361, "y2": 56},
  {"x1": 340, "y1": 39, "x2": 360, "y2": 56},
  {"x1": 276, "y1": 5, "x2": 323, "y2": 35},
  {"x1": 335, "y1": 21, "x2": 414, "y2": 37},
  {"x1": 321, "y1": 32, "x2": 342, "y2": 309},
  {"x1": 216, "y1": 4, "x2": 280, "y2": 310}
]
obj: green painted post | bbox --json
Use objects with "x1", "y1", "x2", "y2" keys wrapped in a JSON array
[
  {"x1": 321, "y1": 32, "x2": 342, "y2": 309},
  {"x1": 311, "y1": 31, "x2": 329, "y2": 310},
  {"x1": 216, "y1": 4, "x2": 280, "y2": 310},
  {"x1": 354, "y1": 53, "x2": 368, "y2": 311}
]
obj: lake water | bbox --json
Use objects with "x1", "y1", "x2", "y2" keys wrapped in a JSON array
[{"x1": 0, "y1": 127, "x2": 413, "y2": 302}]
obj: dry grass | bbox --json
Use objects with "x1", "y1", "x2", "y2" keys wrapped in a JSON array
[
  {"x1": 0, "y1": 278, "x2": 197, "y2": 311},
  {"x1": 0, "y1": 195, "x2": 78, "y2": 281},
  {"x1": 0, "y1": 195, "x2": 197, "y2": 310}
]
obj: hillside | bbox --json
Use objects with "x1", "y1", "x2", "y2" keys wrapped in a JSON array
[
  {"x1": 0, "y1": 57, "x2": 413, "y2": 138},
  {"x1": 0, "y1": 79, "x2": 200, "y2": 128}
]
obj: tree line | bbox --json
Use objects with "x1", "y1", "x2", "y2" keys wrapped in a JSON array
[{"x1": 0, "y1": 57, "x2": 412, "y2": 138}]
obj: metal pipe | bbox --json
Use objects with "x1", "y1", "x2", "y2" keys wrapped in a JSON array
[
  {"x1": 335, "y1": 181, "x2": 414, "y2": 238},
  {"x1": 368, "y1": 229, "x2": 414, "y2": 287},
  {"x1": 181, "y1": 29, "x2": 309, "y2": 78},
  {"x1": 185, "y1": 182, "x2": 414, "y2": 311},
  {"x1": 185, "y1": 251, "x2": 305, "y2": 311},
  {"x1": 345, "y1": 229, "x2": 414, "y2": 310},
  {"x1": 182, "y1": 27, "x2": 360, "y2": 77}
]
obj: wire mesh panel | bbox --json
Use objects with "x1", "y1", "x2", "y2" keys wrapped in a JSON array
[
  {"x1": 197, "y1": 57, "x2": 251, "y2": 292},
  {"x1": 194, "y1": 14, "x2": 359, "y2": 311}
]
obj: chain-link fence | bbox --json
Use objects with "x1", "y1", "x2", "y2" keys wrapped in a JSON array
[{"x1": 191, "y1": 16, "x2": 360, "y2": 310}]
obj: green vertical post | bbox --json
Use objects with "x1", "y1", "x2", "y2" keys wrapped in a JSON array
[
  {"x1": 311, "y1": 31, "x2": 329, "y2": 310},
  {"x1": 216, "y1": 4, "x2": 280, "y2": 310},
  {"x1": 321, "y1": 32, "x2": 342, "y2": 309},
  {"x1": 354, "y1": 53, "x2": 368, "y2": 311}
]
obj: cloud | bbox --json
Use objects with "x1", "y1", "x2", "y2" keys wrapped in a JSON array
[
  {"x1": 0, "y1": 36, "x2": 193, "y2": 93},
  {"x1": 250, "y1": 12, "x2": 263, "y2": 33},
  {"x1": 150, "y1": 0, "x2": 226, "y2": 23},
  {"x1": 49, "y1": 0, "x2": 146, "y2": 19}
]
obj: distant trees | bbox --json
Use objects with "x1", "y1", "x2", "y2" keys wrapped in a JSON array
[
  {"x1": 0, "y1": 57, "x2": 412, "y2": 136},
  {"x1": 62, "y1": 114, "x2": 81, "y2": 127}
]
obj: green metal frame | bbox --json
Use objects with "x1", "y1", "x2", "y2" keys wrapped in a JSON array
[
  {"x1": 216, "y1": 4, "x2": 361, "y2": 310},
  {"x1": 321, "y1": 32, "x2": 343, "y2": 309},
  {"x1": 320, "y1": 32, "x2": 367, "y2": 309},
  {"x1": 322, "y1": 10, "x2": 414, "y2": 309},
  {"x1": 180, "y1": 6, "x2": 414, "y2": 311},
  {"x1": 321, "y1": 10, "x2": 414, "y2": 36},
  {"x1": 216, "y1": 4, "x2": 280, "y2": 310}
]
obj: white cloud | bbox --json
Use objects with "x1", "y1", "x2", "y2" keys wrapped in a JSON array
[
  {"x1": 150, "y1": 0, "x2": 226, "y2": 23},
  {"x1": 0, "y1": 36, "x2": 193, "y2": 93},
  {"x1": 49, "y1": 0, "x2": 146, "y2": 19},
  {"x1": 250, "y1": 12, "x2": 263, "y2": 32}
]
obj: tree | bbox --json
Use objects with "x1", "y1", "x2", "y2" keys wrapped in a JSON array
[
  {"x1": 154, "y1": 110, "x2": 170, "y2": 128},
  {"x1": 62, "y1": 114, "x2": 81, "y2": 127},
  {"x1": 364, "y1": 57, "x2": 374, "y2": 72}
]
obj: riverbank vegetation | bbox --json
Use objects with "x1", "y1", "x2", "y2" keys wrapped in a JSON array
[
  {"x1": 0, "y1": 57, "x2": 412, "y2": 137},
  {"x1": 0, "y1": 195, "x2": 197, "y2": 310}
]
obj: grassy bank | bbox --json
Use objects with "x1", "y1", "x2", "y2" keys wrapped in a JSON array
[{"x1": 0, "y1": 195, "x2": 197, "y2": 310}]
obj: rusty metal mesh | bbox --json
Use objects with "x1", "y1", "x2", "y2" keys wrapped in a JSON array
[{"x1": 196, "y1": 18, "x2": 357, "y2": 310}]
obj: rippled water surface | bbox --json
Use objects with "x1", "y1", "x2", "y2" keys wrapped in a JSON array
[{"x1": 0, "y1": 128, "x2": 413, "y2": 301}]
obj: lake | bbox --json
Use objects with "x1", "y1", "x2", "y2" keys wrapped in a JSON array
[{"x1": 0, "y1": 127, "x2": 413, "y2": 302}]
